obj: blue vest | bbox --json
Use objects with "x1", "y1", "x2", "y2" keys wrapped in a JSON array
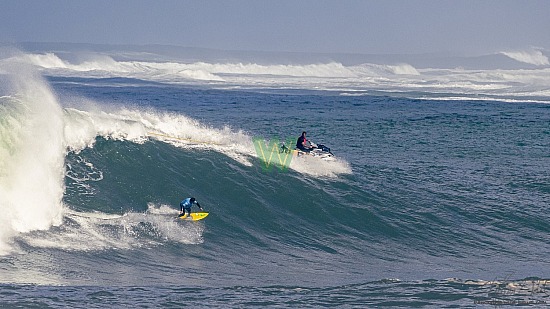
[{"x1": 180, "y1": 198, "x2": 193, "y2": 209}]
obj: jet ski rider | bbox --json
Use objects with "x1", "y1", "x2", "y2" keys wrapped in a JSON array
[{"x1": 296, "y1": 131, "x2": 315, "y2": 152}]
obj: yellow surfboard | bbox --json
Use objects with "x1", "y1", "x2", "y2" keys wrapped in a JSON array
[{"x1": 178, "y1": 212, "x2": 209, "y2": 221}]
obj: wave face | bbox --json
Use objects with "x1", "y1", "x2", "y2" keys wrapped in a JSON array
[{"x1": 1, "y1": 47, "x2": 550, "y2": 307}]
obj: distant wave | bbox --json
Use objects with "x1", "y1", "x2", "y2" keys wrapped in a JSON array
[
  {"x1": 190, "y1": 61, "x2": 356, "y2": 77},
  {"x1": 9, "y1": 53, "x2": 357, "y2": 80},
  {"x1": 6, "y1": 53, "x2": 224, "y2": 81},
  {"x1": 4, "y1": 50, "x2": 550, "y2": 103},
  {"x1": 500, "y1": 49, "x2": 549, "y2": 66},
  {"x1": 352, "y1": 63, "x2": 420, "y2": 76},
  {"x1": 386, "y1": 63, "x2": 420, "y2": 75}
]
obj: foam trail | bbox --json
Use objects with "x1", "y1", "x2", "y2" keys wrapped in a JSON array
[
  {"x1": 24, "y1": 205, "x2": 205, "y2": 251},
  {"x1": 0, "y1": 64, "x2": 65, "y2": 255}
]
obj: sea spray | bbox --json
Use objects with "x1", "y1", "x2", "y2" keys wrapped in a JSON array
[{"x1": 0, "y1": 64, "x2": 65, "y2": 254}]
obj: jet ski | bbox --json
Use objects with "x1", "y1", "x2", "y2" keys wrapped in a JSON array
[{"x1": 281, "y1": 141, "x2": 335, "y2": 160}]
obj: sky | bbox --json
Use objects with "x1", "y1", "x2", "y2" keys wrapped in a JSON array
[{"x1": 0, "y1": 0, "x2": 549, "y2": 55}]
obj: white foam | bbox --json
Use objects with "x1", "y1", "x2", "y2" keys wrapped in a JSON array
[
  {"x1": 501, "y1": 48, "x2": 550, "y2": 66},
  {"x1": 8, "y1": 50, "x2": 550, "y2": 101},
  {"x1": 195, "y1": 61, "x2": 355, "y2": 77},
  {"x1": 2, "y1": 52, "x2": 224, "y2": 82},
  {"x1": 388, "y1": 63, "x2": 420, "y2": 75},
  {"x1": 0, "y1": 64, "x2": 65, "y2": 255},
  {"x1": 253, "y1": 138, "x2": 353, "y2": 177},
  {"x1": 22, "y1": 206, "x2": 205, "y2": 251},
  {"x1": 288, "y1": 155, "x2": 352, "y2": 177},
  {"x1": 146, "y1": 202, "x2": 179, "y2": 215},
  {"x1": 61, "y1": 102, "x2": 257, "y2": 168},
  {"x1": 352, "y1": 63, "x2": 420, "y2": 76}
]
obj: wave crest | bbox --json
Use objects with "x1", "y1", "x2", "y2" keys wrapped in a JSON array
[
  {"x1": 0, "y1": 63, "x2": 65, "y2": 255},
  {"x1": 501, "y1": 49, "x2": 549, "y2": 66}
]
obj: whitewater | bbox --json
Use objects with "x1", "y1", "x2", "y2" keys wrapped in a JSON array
[
  {"x1": 6, "y1": 44, "x2": 550, "y2": 102},
  {"x1": 1, "y1": 44, "x2": 549, "y2": 307}
]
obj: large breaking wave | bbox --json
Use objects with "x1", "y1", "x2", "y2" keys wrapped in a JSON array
[
  {"x1": 0, "y1": 52, "x2": 352, "y2": 254},
  {"x1": 0, "y1": 64, "x2": 65, "y2": 255}
]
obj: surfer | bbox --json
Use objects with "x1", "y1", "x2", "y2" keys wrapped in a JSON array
[
  {"x1": 296, "y1": 131, "x2": 315, "y2": 152},
  {"x1": 179, "y1": 197, "x2": 203, "y2": 219}
]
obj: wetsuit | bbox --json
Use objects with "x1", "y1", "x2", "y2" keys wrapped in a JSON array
[{"x1": 180, "y1": 198, "x2": 201, "y2": 217}]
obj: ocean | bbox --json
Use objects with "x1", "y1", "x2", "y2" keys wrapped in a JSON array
[{"x1": 0, "y1": 44, "x2": 549, "y2": 307}]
